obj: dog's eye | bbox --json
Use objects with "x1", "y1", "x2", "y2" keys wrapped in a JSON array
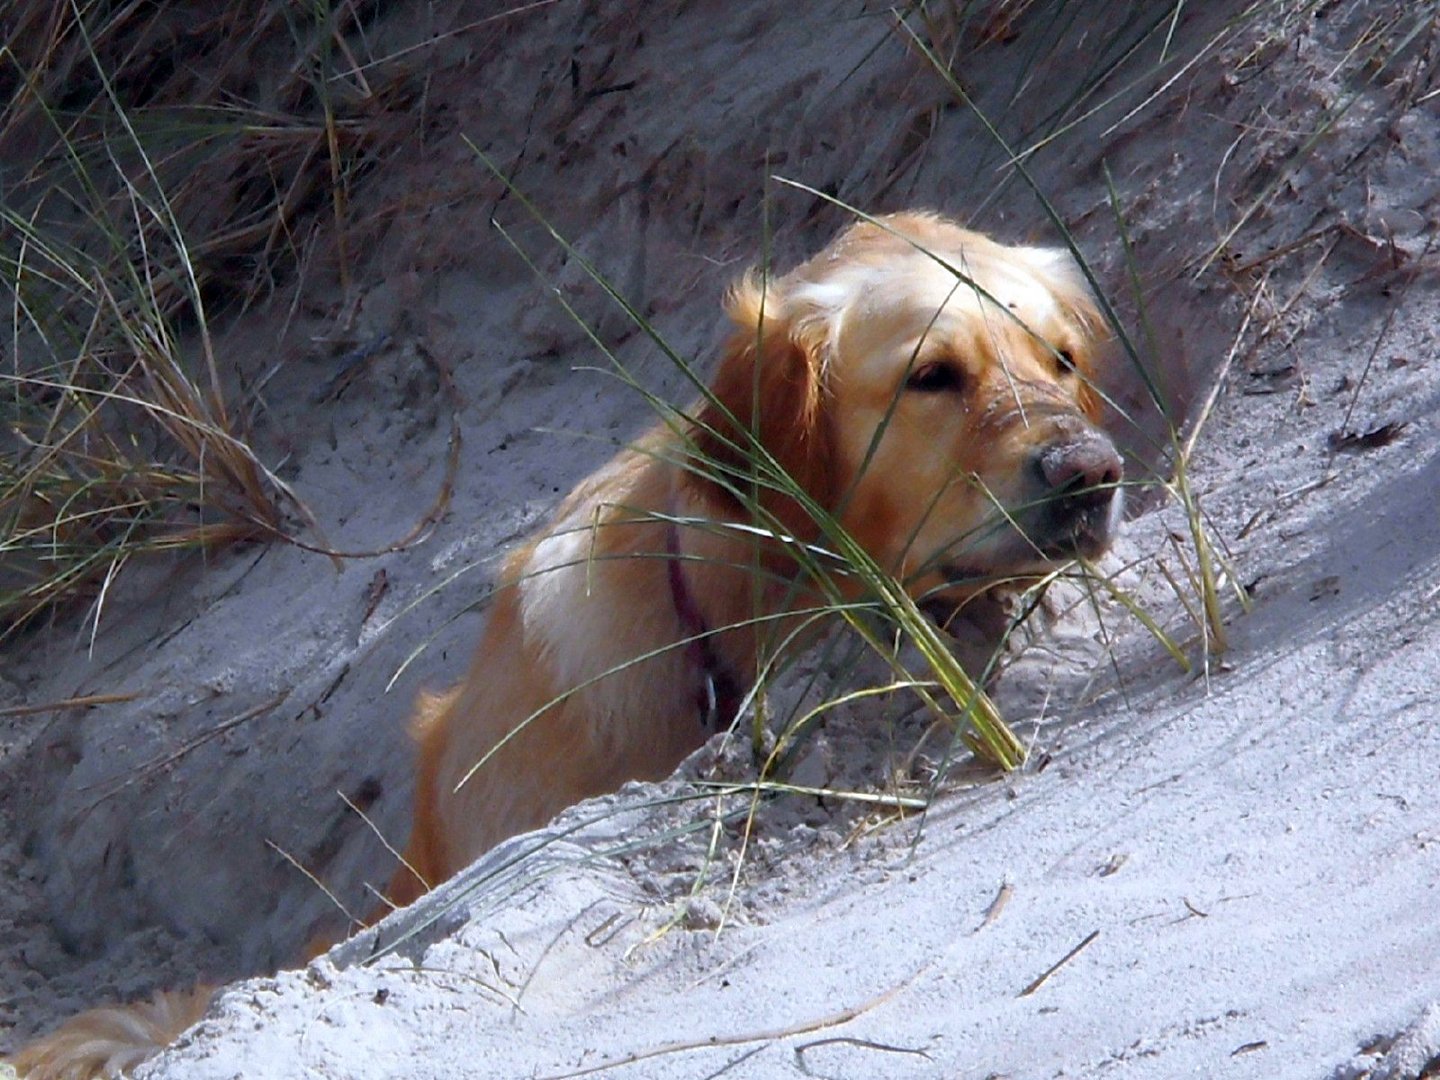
[
  {"x1": 1055, "y1": 348, "x2": 1077, "y2": 374},
  {"x1": 905, "y1": 361, "x2": 965, "y2": 393}
]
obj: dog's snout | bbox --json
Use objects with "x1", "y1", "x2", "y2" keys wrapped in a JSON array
[{"x1": 1026, "y1": 427, "x2": 1123, "y2": 560}]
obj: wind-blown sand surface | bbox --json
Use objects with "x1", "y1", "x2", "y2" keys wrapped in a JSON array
[{"x1": 4, "y1": 3, "x2": 1438, "y2": 1077}]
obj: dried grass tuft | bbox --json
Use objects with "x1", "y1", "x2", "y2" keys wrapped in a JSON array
[{"x1": 0, "y1": 0, "x2": 443, "y2": 638}]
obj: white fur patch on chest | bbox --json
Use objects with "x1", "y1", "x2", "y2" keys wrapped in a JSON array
[
  {"x1": 520, "y1": 525, "x2": 614, "y2": 689},
  {"x1": 517, "y1": 516, "x2": 682, "y2": 725}
]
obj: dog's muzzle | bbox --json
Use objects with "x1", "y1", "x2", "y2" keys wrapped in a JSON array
[{"x1": 1029, "y1": 424, "x2": 1123, "y2": 560}]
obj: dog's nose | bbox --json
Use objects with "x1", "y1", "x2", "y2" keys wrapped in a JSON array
[{"x1": 1035, "y1": 430, "x2": 1123, "y2": 508}]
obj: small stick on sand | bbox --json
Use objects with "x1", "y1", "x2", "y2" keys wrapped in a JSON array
[{"x1": 1019, "y1": 929, "x2": 1100, "y2": 997}]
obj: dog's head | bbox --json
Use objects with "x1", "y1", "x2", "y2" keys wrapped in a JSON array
[{"x1": 689, "y1": 211, "x2": 1122, "y2": 604}]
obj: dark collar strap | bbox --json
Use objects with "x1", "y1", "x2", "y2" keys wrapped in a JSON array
[{"x1": 665, "y1": 519, "x2": 745, "y2": 731}]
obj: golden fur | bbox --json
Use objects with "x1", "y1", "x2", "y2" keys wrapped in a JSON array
[{"x1": 10, "y1": 212, "x2": 1122, "y2": 1078}]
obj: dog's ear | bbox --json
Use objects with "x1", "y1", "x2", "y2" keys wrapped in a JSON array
[{"x1": 687, "y1": 275, "x2": 835, "y2": 540}]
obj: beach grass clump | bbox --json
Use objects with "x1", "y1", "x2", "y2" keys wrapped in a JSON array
[{"x1": 1, "y1": 0, "x2": 432, "y2": 638}]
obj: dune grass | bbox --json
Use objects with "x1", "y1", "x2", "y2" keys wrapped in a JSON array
[
  {"x1": 2, "y1": 3, "x2": 321, "y2": 636},
  {"x1": 0, "y1": 0, "x2": 463, "y2": 640}
]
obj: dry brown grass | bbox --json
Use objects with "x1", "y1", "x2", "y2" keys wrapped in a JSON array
[{"x1": 0, "y1": 1, "x2": 448, "y2": 639}]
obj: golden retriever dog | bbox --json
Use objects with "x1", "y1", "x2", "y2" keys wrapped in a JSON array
[{"x1": 10, "y1": 211, "x2": 1122, "y2": 1078}]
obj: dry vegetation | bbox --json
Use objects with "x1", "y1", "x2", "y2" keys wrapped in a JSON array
[{"x1": 0, "y1": 1, "x2": 443, "y2": 638}]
